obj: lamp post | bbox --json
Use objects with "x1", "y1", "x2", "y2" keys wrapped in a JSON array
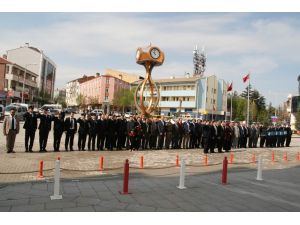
[{"x1": 22, "y1": 63, "x2": 37, "y2": 103}]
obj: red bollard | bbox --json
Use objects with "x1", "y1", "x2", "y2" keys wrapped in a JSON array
[
  {"x1": 272, "y1": 151, "x2": 275, "y2": 162},
  {"x1": 140, "y1": 156, "x2": 144, "y2": 169},
  {"x1": 252, "y1": 153, "x2": 256, "y2": 163},
  {"x1": 296, "y1": 152, "x2": 300, "y2": 161},
  {"x1": 204, "y1": 154, "x2": 208, "y2": 166},
  {"x1": 37, "y1": 160, "x2": 44, "y2": 178},
  {"x1": 176, "y1": 155, "x2": 179, "y2": 167},
  {"x1": 229, "y1": 152, "x2": 234, "y2": 164},
  {"x1": 284, "y1": 152, "x2": 288, "y2": 161},
  {"x1": 120, "y1": 159, "x2": 130, "y2": 195},
  {"x1": 99, "y1": 156, "x2": 104, "y2": 171},
  {"x1": 222, "y1": 157, "x2": 228, "y2": 185}
]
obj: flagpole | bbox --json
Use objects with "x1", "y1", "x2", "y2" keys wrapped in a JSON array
[
  {"x1": 230, "y1": 88, "x2": 233, "y2": 122},
  {"x1": 247, "y1": 75, "x2": 250, "y2": 126}
]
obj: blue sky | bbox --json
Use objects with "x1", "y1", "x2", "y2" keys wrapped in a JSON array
[{"x1": 0, "y1": 12, "x2": 299, "y2": 106}]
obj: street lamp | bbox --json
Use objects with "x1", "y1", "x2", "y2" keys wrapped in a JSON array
[
  {"x1": 251, "y1": 96, "x2": 263, "y2": 122},
  {"x1": 22, "y1": 63, "x2": 37, "y2": 103}
]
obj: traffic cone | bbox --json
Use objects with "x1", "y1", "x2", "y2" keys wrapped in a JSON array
[
  {"x1": 284, "y1": 152, "x2": 288, "y2": 161},
  {"x1": 176, "y1": 155, "x2": 179, "y2": 167},
  {"x1": 296, "y1": 152, "x2": 300, "y2": 161},
  {"x1": 272, "y1": 151, "x2": 275, "y2": 162},
  {"x1": 229, "y1": 152, "x2": 234, "y2": 164},
  {"x1": 252, "y1": 153, "x2": 256, "y2": 163},
  {"x1": 204, "y1": 154, "x2": 208, "y2": 166}
]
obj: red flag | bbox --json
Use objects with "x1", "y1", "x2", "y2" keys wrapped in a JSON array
[
  {"x1": 243, "y1": 74, "x2": 250, "y2": 83},
  {"x1": 227, "y1": 82, "x2": 233, "y2": 92}
]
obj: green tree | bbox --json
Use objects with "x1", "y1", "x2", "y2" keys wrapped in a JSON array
[
  {"x1": 88, "y1": 96, "x2": 99, "y2": 108},
  {"x1": 113, "y1": 88, "x2": 135, "y2": 113},
  {"x1": 76, "y1": 94, "x2": 87, "y2": 109},
  {"x1": 295, "y1": 110, "x2": 300, "y2": 131}
]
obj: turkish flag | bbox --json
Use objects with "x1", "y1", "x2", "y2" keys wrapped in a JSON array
[
  {"x1": 227, "y1": 82, "x2": 233, "y2": 92},
  {"x1": 243, "y1": 74, "x2": 250, "y2": 83}
]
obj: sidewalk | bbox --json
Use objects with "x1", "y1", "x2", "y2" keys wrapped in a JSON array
[{"x1": 1, "y1": 166, "x2": 300, "y2": 212}]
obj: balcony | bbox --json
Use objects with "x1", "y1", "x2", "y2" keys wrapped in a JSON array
[
  {"x1": 159, "y1": 101, "x2": 196, "y2": 108},
  {"x1": 6, "y1": 73, "x2": 37, "y2": 88},
  {"x1": 160, "y1": 90, "x2": 196, "y2": 97}
]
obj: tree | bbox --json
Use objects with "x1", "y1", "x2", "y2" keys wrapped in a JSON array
[
  {"x1": 34, "y1": 91, "x2": 52, "y2": 106},
  {"x1": 76, "y1": 94, "x2": 86, "y2": 109},
  {"x1": 295, "y1": 110, "x2": 300, "y2": 131},
  {"x1": 88, "y1": 96, "x2": 99, "y2": 108},
  {"x1": 113, "y1": 88, "x2": 135, "y2": 113}
]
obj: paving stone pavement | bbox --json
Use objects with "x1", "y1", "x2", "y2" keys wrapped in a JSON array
[
  {"x1": 0, "y1": 166, "x2": 300, "y2": 212},
  {"x1": 1, "y1": 121, "x2": 300, "y2": 183}
]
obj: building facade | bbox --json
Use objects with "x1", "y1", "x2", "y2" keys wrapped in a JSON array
[
  {"x1": 105, "y1": 68, "x2": 141, "y2": 83},
  {"x1": 132, "y1": 75, "x2": 228, "y2": 119},
  {"x1": 6, "y1": 43, "x2": 56, "y2": 98},
  {"x1": 0, "y1": 57, "x2": 8, "y2": 104},
  {"x1": 80, "y1": 74, "x2": 130, "y2": 113},
  {"x1": 1, "y1": 57, "x2": 38, "y2": 104},
  {"x1": 65, "y1": 75, "x2": 95, "y2": 107}
]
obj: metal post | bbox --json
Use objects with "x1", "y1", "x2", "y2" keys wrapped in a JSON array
[
  {"x1": 256, "y1": 155, "x2": 263, "y2": 181},
  {"x1": 177, "y1": 159, "x2": 186, "y2": 189},
  {"x1": 230, "y1": 93, "x2": 233, "y2": 122},
  {"x1": 247, "y1": 78, "x2": 250, "y2": 126},
  {"x1": 50, "y1": 160, "x2": 62, "y2": 200}
]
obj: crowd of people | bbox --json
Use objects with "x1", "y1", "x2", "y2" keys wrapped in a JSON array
[{"x1": 3, "y1": 106, "x2": 293, "y2": 154}]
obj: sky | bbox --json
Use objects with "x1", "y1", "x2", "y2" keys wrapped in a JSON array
[{"x1": 0, "y1": 12, "x2": 299, "y2": 106}]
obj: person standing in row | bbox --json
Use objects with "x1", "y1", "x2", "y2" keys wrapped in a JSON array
[
  {"x1": 77, "y1": 113, "x2": 88, "y2": 151},
  {"x1": 285, "y1": 124, "x2": 292, "y2": 147},
  {"x1": 87, "y1": 114, "x2": 97, "y2": 151},
  {"x1": 38, "y1": 109, "x2": 53, "y2": 152},
  {"x1": 23, "y1": 106, "x2": 37, "y2": 152},
  {"x1": 3, "y1": 108, "x2": 19, "y2": 153},
  {"x1": 157, "y1": 118, "x2": 165, "y2": 150},
  {"x1": 149, "y1": 117, "x2": 158, "y2": 149},
  {"x1": 53, "y1": 112, "x2": 65, "y2": 152},
  {"x1": 64, "y1": 112, "x2": 77, "y2": 151}
]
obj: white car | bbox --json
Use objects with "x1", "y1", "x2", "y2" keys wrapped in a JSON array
[{"x1": 91, "y1": 109, "x2": 103, "y2": 115}]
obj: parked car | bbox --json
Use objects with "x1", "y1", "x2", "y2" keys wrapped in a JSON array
[
  {"x1": 0, "y1": 104, "x2": 4, "y2": 120},
  {"x1": 91, "y1": 109, "x2": 103, "y2": 115},
  {"x1": 4, "y1": 103, "x2": 28, "y2": 121},
  {"x1": 39, "y1": 104, "x2": 62, "y2": 114},
  {"x1": 65, "y1": 107, "x2": 77, "y2": 114}
]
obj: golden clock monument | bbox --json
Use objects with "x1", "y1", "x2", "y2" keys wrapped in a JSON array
[{"x1": 135, "y1": 44, "x2": 165, "y2": 116}]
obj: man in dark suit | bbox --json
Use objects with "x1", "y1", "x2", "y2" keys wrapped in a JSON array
[
  {"x1": 23, "y1": 105, "x2": 38, "y2": 152},
  {"x1": 285, "y1": 124, "x2": 292, "y2": 147},
  {"x1": 53, "y1": 112, "x2": 65, "y2": 152},
  {"x1": 202, "y1": 121, "x2": 211, "y2": 154},
  {"x1": 157, "y1": 117, "x2": 165, "y2": 149},
  {"x1": 87, "y1": 114, "x2": 97, "y2": 151},
  {"x1": 64, "y1": 112, "x2": 77, "y2": 151},
  {"x1": 38, "y1": 109, "x2": 53, "y2": 152},
  {"x1": 216, "y1": 121, "x2": 224, "y2": 153},
  {"x1": 209, "y1": 121, "x2": 217, "y2": 153},
  {"x1": 149, "y1": 118, "x2": 158, "y2": 149},
  {"x1": 195, "y1": 119, "x2": 202, "y2": 148},
  {"x1": 77, "y1": 113, "x2": 88, "y2": 151}
]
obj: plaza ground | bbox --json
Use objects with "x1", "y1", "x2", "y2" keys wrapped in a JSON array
[{"x1": 0, "y1": 121, "x2": 300, "y2": 211}]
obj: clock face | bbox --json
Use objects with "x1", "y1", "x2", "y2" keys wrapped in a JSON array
[
  {"x1": 150, "y1": 48, "x2": 160, "y2": 59},
  {"x1": 136, "y1": 50, "x2": 141, "y2": 60}
]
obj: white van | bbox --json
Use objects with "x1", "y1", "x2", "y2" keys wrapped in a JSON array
[
  {"x1": 5, "y1": 103, "x2": 28, "y2": 121},
  {"x1": 39, "y1": 104, "x2": 62, "y2": 114}
]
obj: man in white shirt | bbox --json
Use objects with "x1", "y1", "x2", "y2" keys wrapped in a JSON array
[{"x1": 3, "y1": 108, "x2": 20, "y2": 153}]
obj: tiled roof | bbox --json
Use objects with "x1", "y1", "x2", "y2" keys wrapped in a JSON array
[{"x1": 0, "y1": 57, "x2": 11, "y2": 64}]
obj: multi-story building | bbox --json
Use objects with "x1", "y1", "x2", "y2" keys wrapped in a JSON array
[
  {"x1": 0, "y1": 57, "x2": 38, "y2": 104},
  {"x1": 54, "y1": 88, "x2": 66, "y2": 99},
  {"x1": 105, "y1": 68, "x2": 141, "y2": 83},
  {"x1": 6, "y1": 43, "x2": 56, "y2": 98},
  {"x1": 80, "y1": 74, "x2": 130, "y2": 113},
  {"x1": 132, "y1": 74, "x2": 228, "y2": 119},
  {"x1": 0, "y1": 56, "x2": 8, "y2": 104},
  {"x1": 65, "y1": 75, "x2": 95, "y2": 107}
]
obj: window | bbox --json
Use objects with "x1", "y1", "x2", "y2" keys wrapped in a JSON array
[
  {"x1": 106, "y1": 78, "x2": 109, "y2": 84},
  {"x1": 105, "y1": 88, "x2": 109, "y2": 93},
  {"x1": 5, "y1": 66, "x2": 9, "y2": 74},
  {"x1": 104, "y1": 96, "x2": 108, "y2": 100}
]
